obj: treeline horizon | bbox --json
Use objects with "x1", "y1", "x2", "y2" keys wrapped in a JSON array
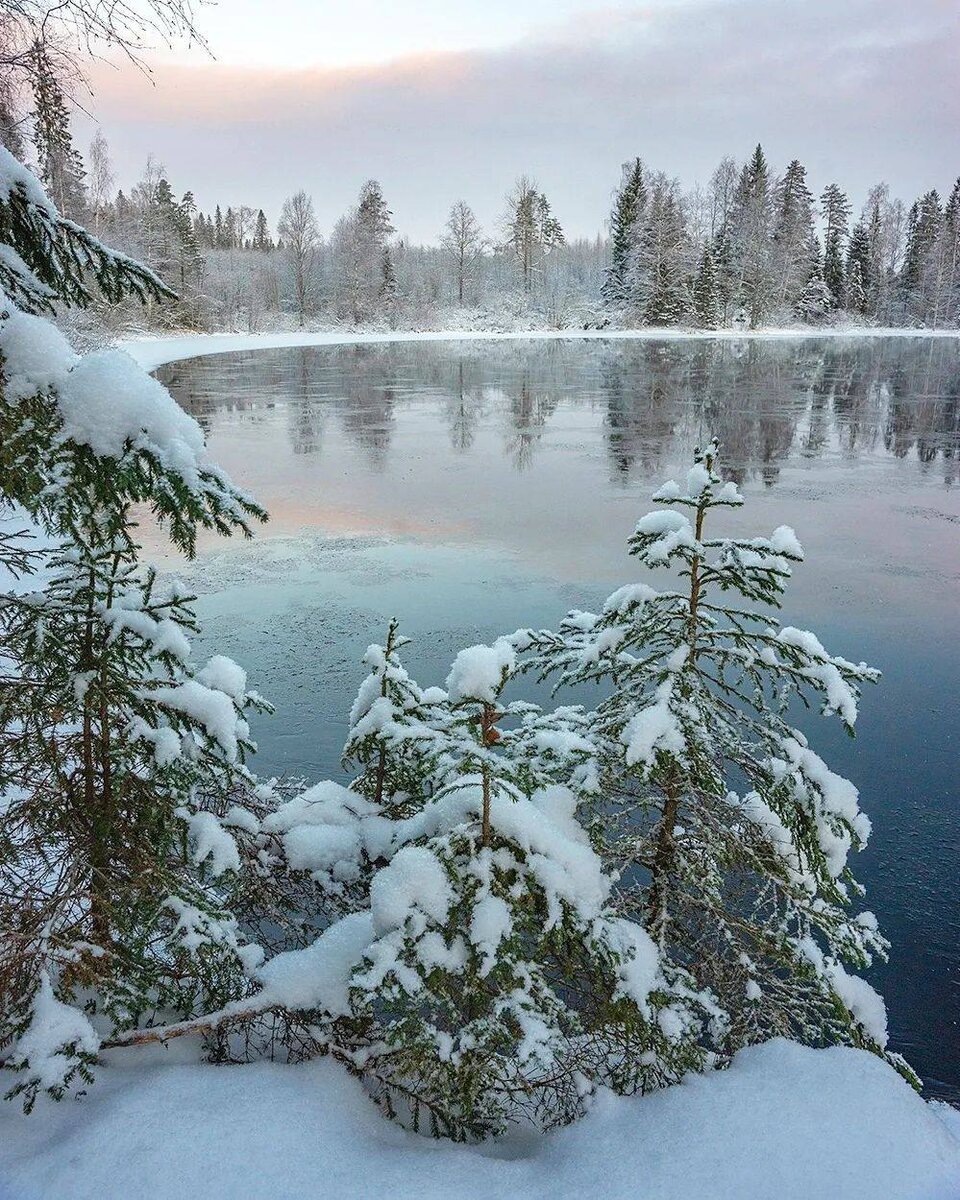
[{"x1": 8, "y1": 51, "x2": 959, "y2": 335}]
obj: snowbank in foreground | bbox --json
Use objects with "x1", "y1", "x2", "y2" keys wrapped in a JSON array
[
  {"x1": 122, "y1": 326, "x2": 960, "y2": 373},
  {"x1": 1, "y1": 1040, "x2": 957, "y2": 1200}
]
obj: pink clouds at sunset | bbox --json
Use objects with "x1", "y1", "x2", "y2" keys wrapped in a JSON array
[{"x1": 77, "y1": 0, "x2": 958, "y2": 242}]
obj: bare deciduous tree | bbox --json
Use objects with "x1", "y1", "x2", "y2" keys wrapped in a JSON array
[
  {"x1": 278, "y1": 189, "x2": 320, "y2": 328},
  {"x1": 441, "y1": 200, "x2": 485, "y2": 305},
  {"x1": 86, "y1": 127, "x2": 113, "y2": 234}
]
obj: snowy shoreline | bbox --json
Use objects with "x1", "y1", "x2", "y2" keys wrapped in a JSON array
[
  {"x1": 122, "y1": 325, "x2": 960, "y2": 372},
  {"x1": 2, "y1": 1039, "x2": 959, "y2": 1200}
]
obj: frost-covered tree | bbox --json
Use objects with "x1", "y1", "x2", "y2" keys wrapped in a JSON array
[
  {"x1": 441, "y1": 200, "x2": 484, "y2": 306},
  {"x1": 821, "y1": 183, "x2": 851, "y2": 309},
  {"x1": 728, "y1": 145, "x2": 775, "y2": 327},
  {"x1": 845, "y1": 222, "x2": 871, "y2": 316},
  {"x1": 692, "y1": 245, "x2": 721, "y2": 329},
  {"x1": 86, "y1": 129, "x2": 113, "y2": 236},
  {"x1": 303, "y1": 640, "x2": 702, "y2": 1139},
  {"x1": 277, "y1": 190, "x2": 320, "y2": 328},
  {"x1": 30, "y1": 41, "x2": 86, "y2": 220},
  {"x1": 771, "y1": 159, "x2": 817, "y2": 310},
  {"x1": 0, "y1": 147, "x2": 270, "y2": 1107},
  {"x1": 503, "y1": 176, "x2": 564, "y2": 294},
  {"x1": 794, "y1": 262, "x2": 833, "y2": 324},
  {"x1": 602, "y1": 158, "x2": 646, "y2": 309},
  {"x1": 520, "y1": 440, "x2": 912, "y2": 1081},
  {"x1": 633, "y1": 175, "x2": 689, "y2": 326}
]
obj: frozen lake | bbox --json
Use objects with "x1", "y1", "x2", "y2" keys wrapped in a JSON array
[{"x1": 155, "y1": 336, "x2": 960, "y2": 1101}]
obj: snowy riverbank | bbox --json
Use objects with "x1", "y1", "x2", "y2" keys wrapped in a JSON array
[
  {"x1": 122, "y1": 325, "x2": 960, "y2": 372},
  {"x1": 2, "y1": 1039, "x2": 959, "y2": 1200}
]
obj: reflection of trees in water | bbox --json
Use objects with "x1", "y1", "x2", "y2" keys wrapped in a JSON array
[
  {"x1": 502, "y1": 375, "x2": 560, "y2": 471},
  {"x1": 601, "y1": 344, "x2": 683, "y2": 480},
  {"x1": 157, "y1": 337, "x2": 960, "y2": 487},
  {"x1": 288, "y1": 349, "x2": 324, "y2": 455},
  {"x1": 442, "y1": 360, "x2": 487, "y2": 453}
]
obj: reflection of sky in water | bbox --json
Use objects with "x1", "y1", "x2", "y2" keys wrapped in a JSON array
[{"x1": 154, "y1": 338, "x2": 959, "y2": 1101}]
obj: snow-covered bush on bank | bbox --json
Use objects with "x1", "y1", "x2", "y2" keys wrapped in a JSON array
[{"x1": 226, "y1": 629, "x2": 703, "y2": 1139}]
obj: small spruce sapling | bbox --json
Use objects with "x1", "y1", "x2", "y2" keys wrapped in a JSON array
[
  {"x1": 342, "y1": 619, "x2": 441, "y2": 816},
  {"x1": 324, "y1": 641, "x2": 703, "y2": 1140},
  {"x1": 521, "y1": 440, "x2": 913, "y2": 1083}
]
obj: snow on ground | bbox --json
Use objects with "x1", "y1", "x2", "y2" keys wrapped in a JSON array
[
  {"x1": 1, "y1": 1039, "x2": 958, "y2": 1200},
  {"x1": 122, "y1": 326, "x2": 960, "y2": 373}
]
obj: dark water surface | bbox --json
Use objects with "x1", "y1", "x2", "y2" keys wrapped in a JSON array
[{"x1": 156, "y1": 337, "x2": 960, "y2": 1100}]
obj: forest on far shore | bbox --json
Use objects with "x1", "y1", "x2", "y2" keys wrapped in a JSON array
[{"x1": 6, "y1": 44, "x2": 960, "y2": 339}]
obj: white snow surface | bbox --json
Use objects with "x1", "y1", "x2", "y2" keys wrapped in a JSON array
[
  {"x1": 254, "y1": 912, "x2": 375, "y2": 1015},
  {"x1": 57, "y1": 350, "x2": 206, "y2": 484},
  {"x1": 121, "y1": 327, "x2": 960, "y2": 374},
  {"x1": 7, "y1": 974, "x2": 100, "y2": 1094},
  {"x1": 445, "y1": 638, "x2": 516, "y2": 704},
  {"x1": 1, "y1": 1038, "x2": 957, "y2": 1200}
]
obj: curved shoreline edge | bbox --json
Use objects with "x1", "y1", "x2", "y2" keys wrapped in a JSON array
[{"x1": 121, "y1": 325, "x2": 960, "y2": 373}]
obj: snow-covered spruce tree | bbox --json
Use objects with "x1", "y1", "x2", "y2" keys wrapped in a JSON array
[
  {"x1": 342, "y1": 618, "x2": 444, "y2": 816},
  {"x1": 519, "y1": 440, "x2": 914, "y2": 1083},
  {"x1": 273, "y1": 640, "x2": 703, "y2": 1140},
  {"x1": 692, "y1": 246, "x2": 721, "y2": 330},
  {"x1": 795, "y1": 264, "x2": 834, "y2": 325},
  {"x1": 0, "y1": 147, "x2": 271, "y2": 1107}
]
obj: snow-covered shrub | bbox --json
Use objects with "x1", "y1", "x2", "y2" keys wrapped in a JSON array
[
  {"x1": 247, "y1": 638, "x2": 705, "y2": 1140},
  {"x1": 518, "y1": 439, "x2": 914, "y2": 1084}
]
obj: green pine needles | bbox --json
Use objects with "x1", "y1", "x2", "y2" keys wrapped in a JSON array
[
  {"x1": 1, "y1": 145, "x2": 270, "y2": 1109},
  {"x1": 521, "y1": 438, "x2": 915, "y2": 1086}
]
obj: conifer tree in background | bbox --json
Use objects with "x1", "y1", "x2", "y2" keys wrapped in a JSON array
[
  {"x1": 899, "y1": 189, "x2": 952, "y2": 327},
  {"x1": 727, "y1": 144, "x2": 775, "y2": 326},
  {"x1": 521, "y1": 440, "x2": 912, "y2": 1082},
  {"x1": 711, "y1": 223, "x2": 736, "y2": 324},
  {"x1": 0, "y1": 72, "x2": 26, "y2": 159},
  {"x1": 635, "y1": 176, "x2": 688, "y2": 326},
  {"x1": 30, "y1": 41, "x2": 86, "y2": 220},
  {"x1": 253, "y1": 208, "x2": 271, "y2": 252},
  {"x1": 794, "y1": 262, "x2": 833, "y2": 324},
  {"x1": 503, "y1": 176, "x2": 565, "y2": 294},
  {"x1": 820, "y1": 183, "x2": 851, "y2": 309},
  {"x1": 0, "y1": 145, "x2": 271, "y2": 1106},
  {"x1": 938, "y1": 179, "x2": 960, "y2": 328},
  {"x1": 602, "y1": 158, "x2": 646, "y2": 309},
  {"x1": 692, "y1": 244, "x2": 720, "y2": 328},
  {"x1": 845, "y1": 222, "x2": 872, "y2": 316},
  {"x1": 771, "y1": 159, "x2": 817, "y2": 310}
]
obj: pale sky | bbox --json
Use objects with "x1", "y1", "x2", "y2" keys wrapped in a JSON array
[{"x1": 79, "y1": 0, "x2": 960, "y2": 243}]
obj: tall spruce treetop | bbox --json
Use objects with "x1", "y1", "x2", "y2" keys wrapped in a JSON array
[
  {"x1": 729, "y1": 144, "x2": 774, "y2": 326},
  {"x1": 357, "y1": 179, "x2": 394, "y2": 248},
  {"x1": 30, "y1": 42, "x2": 86, "y2": 222},
  {"x1": 820, "y1": 183, "x2": 852, "y2": 308},
  {"x1": 772, "y1": 159, "x2": 817, "y2": 309},
  {"x1": 602, "y1": 157, "x2": 647, "y2": 308},
  {"x1": 520, "y1": 440, "x2": 913, "y2": 1083}
]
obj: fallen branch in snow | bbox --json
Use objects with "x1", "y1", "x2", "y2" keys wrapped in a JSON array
[{"x1": 101, "y1": 1000, "x2": 278, "y2": 1049}]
